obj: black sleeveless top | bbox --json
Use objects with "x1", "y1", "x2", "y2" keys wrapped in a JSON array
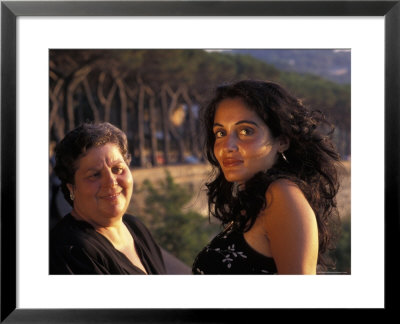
[{"x1": 192, "y1": 224, "x2": 277, "y2": 274}]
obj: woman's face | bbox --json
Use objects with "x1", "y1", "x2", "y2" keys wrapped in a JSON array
[
  {"x1": 67, "y1": 143, "x2": 133, "y2": 226},
  {"x1": 213, "y1": 98, "x2": 285, "y2": 184}
]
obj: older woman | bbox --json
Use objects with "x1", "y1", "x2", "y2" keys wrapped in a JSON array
[
  {"x1": 192, "y1": 80, "x2": 341, "y2": 274},
  {"x1": 50, "y1": 122, "x2": 166, "y2": 274}
]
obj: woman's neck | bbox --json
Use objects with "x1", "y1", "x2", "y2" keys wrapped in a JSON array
[
  {"x1": 71, "y1": 209, "x2": 130, "y2": 249},
  {"x1": 70, "y1": 209, "x2": 146, "y2": 273},
  {"x1": 96, "y1": 225, "x2": 131, "y2": 250},
  {"x1": 71, "y1": 209, "x2": 124, "y2": 231}
]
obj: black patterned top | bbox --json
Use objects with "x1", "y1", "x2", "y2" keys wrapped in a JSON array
[{"x1": 192, "y1": 224, "x2": 277, "y2": 274}]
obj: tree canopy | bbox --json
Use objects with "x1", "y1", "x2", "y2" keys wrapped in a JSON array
[{"x1": 50, "y1": 49, "x2": 350, "y2": 166}]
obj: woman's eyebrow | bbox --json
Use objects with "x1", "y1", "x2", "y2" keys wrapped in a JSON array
[
  {"x1": 235, "y1": 120, "x2": 259, "y2": 127},
  {"x1": 106, "y1": 156, "x2": 125, "y2": 165},
  {"x1": 213, "y1": 120, "x2": 259, "y2": 128},
  {"x1": 85, "y1": 167, "x2": 101, "y2": 173}
]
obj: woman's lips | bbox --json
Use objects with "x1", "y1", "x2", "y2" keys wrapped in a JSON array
[
  {"x1": 100, "y1": 192, "x2": 122, "y2": 201},
  {"x1": 222, "y1": 158, "x2": 243, "y2": 167}
]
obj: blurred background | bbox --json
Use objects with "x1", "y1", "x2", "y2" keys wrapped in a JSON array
[{"x1": 49, "y1": 49, "x2": 351, "y2": 274}]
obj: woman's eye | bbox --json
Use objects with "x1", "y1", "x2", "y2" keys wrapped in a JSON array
[
  {"x1": 215, "y1": 130, "x2": 225, "y2": 138},
  {"x1": 113, "y1": 167, "x2": 124, "y2": 174},
  {"x1": 239, "y1": 128, "x2": 253, "y2": 136}
]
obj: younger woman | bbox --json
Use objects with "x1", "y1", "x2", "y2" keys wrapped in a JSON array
[{"x1": 192, "y1": 80, "x2": 341, "y2": 274}]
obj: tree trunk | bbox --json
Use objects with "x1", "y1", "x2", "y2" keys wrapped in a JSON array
[
  {"x1": 82, "y1": 78, "x2": 100, "y2": 123},
  {"x1": 191, "y1": 89, "x2": 204, "y2": 160},
  {"x1": 97, "y1": 72, "x2": 117, "y2": 122},
  {"x1": 160, "y1": 86, "x2": 171, "y2": 165},
  {"x1": 115, "y1": 77, "x2": 128, "y2": 134},
  {"x1": 138, "y1": 85, "x2": 146, "y2": 167},
  {"x1": 49, "y1": 78, "x2": 64, "y2": 132},
  {"x1": 145, "y1": 86, "x2": 159, "y2": 166},
  {"x1": 66, "y1": 65, "x2": 92, "y2": 131},
  {"x1": 182, "y1": 86, "x2": 199, "y2": 158},
  {"x1": 164, "y1": 85, "x2": 185, "y2": 163}
]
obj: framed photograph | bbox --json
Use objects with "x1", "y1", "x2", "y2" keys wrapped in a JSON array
[{"x1": 2, "y1": 0, "x2": 398, "y2": 322}]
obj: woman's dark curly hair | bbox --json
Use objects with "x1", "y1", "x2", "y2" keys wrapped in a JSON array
[
  {"x1": 202, "y1": 80, "x2": 342, "y2": 270},
  {"x1": 54, "y1": 122, "x2": 131, "y2": 206}
]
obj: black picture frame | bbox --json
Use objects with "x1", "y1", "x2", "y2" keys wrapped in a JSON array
[{"x1": 1, "y1": 0, "x2": 399, "y2": 322}]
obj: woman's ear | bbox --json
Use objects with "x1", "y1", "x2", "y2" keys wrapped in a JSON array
[
  {"x1": 66, "y1": 183, "x2": 73, "y2": 194},
  {"x1": 278, "y1": 136, "x2": 290, "y2": 152},
  {"x1": 67, "y1": 183, "x2": 75, "y2": 202}
]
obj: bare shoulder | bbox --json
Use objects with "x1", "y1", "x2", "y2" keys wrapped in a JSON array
[
  {"x1": 263, "y1": 178, "x2": 315, "y2": 226},
  {"x1": 268, "y1": 178, "x2": 299, "y2": 192},
  {"x1": 262, "y1": 179, "x2": 319, "y2": 274},
  {"x1": 265, "y1": 178, "x2": 307, "y2": 206}
]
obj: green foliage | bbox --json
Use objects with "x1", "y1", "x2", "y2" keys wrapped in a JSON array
[
  {"x1": 334, "y1": 216, "x2": 351, "y2": 274},
  {"x1": 137, "y1": 170, "x2": 220, "y2": 266},
  {"x1": 279, "y1": 71, "x2": 350, "y2": 131}
]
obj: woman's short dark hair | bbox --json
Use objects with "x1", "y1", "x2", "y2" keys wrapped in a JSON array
[
  {"x1": 201, "y1": 80, "x2": 342, "y2": 271},
  {"x1": 54, "y1": 122, "x2": 131, "y2": 206}
]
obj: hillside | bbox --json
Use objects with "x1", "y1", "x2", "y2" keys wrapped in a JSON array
[{"x1": 228, "y1": 49, "x2": 351, "y2": 84}]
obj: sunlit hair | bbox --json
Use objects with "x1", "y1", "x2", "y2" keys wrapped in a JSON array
[
  {"x1": 54, "y1": 122, "x2": 131, "y2": 206},
  {"x1": 201, "y1": 80, "x2": 342, "y2": 270}
]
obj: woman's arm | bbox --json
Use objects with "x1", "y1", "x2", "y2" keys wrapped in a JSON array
[{"x1": 263, "y1": 179, "x2": 318, "y2": 274}]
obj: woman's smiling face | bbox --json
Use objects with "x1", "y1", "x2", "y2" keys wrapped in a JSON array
[
  {"x1": 67, "y1": 143, "x2": 133, "y2": 226},
  {"x1": 213, "y1": 98, "x2": 283, "y2": 184}
]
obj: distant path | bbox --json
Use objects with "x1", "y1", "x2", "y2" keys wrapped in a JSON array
[{"x1": 131, "y1": 161, "x2": 351, "y2": 219}]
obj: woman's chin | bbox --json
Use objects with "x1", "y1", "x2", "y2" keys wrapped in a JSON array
[
  {"x1": 100, "y1": 196, "x2": 128, "y2": 211},
  {"x1": 99, "y1": 203, "x2": 127, "y2": 220},
  {"x1": 223, "y1": 171, "x2": 251, "y2": 184}
]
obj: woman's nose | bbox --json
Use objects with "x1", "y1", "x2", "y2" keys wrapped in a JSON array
[
  {"x1": 104, "y1": 171, "x2": 118, "y2": 187},
  {"x1": 223, "y1": 133, "x2": 238, "y2": 152}
]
